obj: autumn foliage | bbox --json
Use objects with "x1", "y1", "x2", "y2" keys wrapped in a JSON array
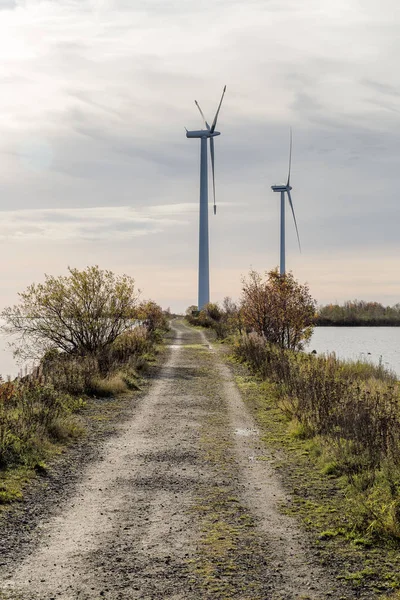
[{"x1": 240, "y1": 269, "x2": 316, "y2": 350}]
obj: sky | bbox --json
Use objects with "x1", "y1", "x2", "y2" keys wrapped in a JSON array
[{"x1": 0, "y1": 0, "x2": 400, "y2": 313}]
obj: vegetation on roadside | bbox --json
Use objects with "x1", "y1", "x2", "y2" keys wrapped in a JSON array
[
  {"x1": 315, "y1": 300, "x2": 400, "y2": 326},
  {"x1": 186, "y1": 269, "x2": 400, "y2": 545},
  {"x1": 186, "y1": 297, "x2": 242, "y2": 340},
  {"x1": 232, "y1": 368, "x2": 400, "y2": 597},
  {"x1": 0, "y1": 378, "x2": 84, "y2": 474},
  {"x1": 187, "y1": 268, "x2": 315, "y2": 349},
  {"x1": 0, "y1": 266, "x2": 168, "y2": 505},
  {"x1": 2, "y1": 266, "x2": 142, "y2": 360},
  {"x1": 234, "y1": 333, "x2": 400, "y2": 542},
  {"x1": 240, "y1": 269, "x2": 315, "y2": 350}
]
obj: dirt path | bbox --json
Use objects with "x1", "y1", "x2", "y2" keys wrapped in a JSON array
[{"x1": 0, "y1": 321, "x2": 345, "y2": 599}]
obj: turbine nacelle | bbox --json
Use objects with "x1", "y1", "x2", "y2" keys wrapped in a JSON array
[
  {"x1": 271, "y1": 128, "x2": 301, "y2": 262},
  {"x1": 186, "y1": 130, "x2": 221, "y2": 138},
  {"x1": 271, "y1": 184, "x2": 292, "y2": 192},
  {"x1": 186, "y1": 85, "x2": 226, "y2": 220}
]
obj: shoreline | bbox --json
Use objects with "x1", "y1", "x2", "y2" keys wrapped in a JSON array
[{"x1": 314, "y1": 321, "x2": 400, "y2": 327}]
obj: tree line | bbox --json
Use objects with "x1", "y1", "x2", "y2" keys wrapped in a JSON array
[{"x1": 315, "y1": 300, "x2": 400, "y2": 326}]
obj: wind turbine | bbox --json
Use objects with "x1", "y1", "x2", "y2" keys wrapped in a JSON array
[
  {"x1": 271, "y1": 129, "x2": 301, "y2": 275},
  {"x1": 186, "y1": 85, "x2": 226, "y2": 310}
]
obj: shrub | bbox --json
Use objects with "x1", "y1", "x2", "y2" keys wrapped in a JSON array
[
  {"x1": 1, "y1": 266, "x2": 140, "y2": 359},
  {"x1": 236, "y1": 332, "x2": 400, "y2": 468},
  {"x1": 110, "y1": 326, "x2": 152, "y2": 364},
  {"x1": 39, "y1": 326, "x2": 153, "y2": 394},
  {"x1": 241, "y1": 269, "x2": 316, "y2": 350},
  {"x1": 40, "y1": 350, "x2": 100, "y2": 395},
  {"x1": 185, "y1": 299, "x2": 242, "y2": 340},
  {"x1": 235, "y1": 331, "x2": 400, "y2": 538},
  {"x1": 136, "y1": 301, "x2": 169, "y2": 336},
  {"x1": 0, "y1": 380, "x2": 77, "y2": 469}
]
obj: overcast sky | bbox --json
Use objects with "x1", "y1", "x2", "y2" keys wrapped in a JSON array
[{"x1": 0, "y1": 0, "x2": 400, "y2": 312}]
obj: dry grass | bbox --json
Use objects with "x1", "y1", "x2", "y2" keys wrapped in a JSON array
[
  {"x1": 40, "y1": 326, "x2": 153, "y2": 396},
  {"x1": 0, "y1": 324, "x2": 159, "y2": 501},
  {"x1": 235, "y1": 331, "x2": 400, "y2": 540},
  {"x1": 89, "y1": 374, "x2": 129, "y2": 397},
  {"x1": 0, "y1": 380, "x2": 84, "y2": 471}
]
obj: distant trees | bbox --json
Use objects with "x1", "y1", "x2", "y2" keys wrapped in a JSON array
[
  {"x1": 1, "y1": 266, "x2": 141, "y2": 359},
  {"x1": 241, "y1": 269, "x2": 316, "y2": 350},
  {"x1": 315, "y1": 300, "x2": 400, "y2": 326}
]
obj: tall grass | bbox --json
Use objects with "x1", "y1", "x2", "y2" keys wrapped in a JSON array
[
  {"x1": 0, "y1": 379, "x2": 82, "y2": 473},
  {"x1": 0, "y1": 325, "x2": 159, "y2": 481},
  {"x1": 40, "y1": 325, "x2": 152, "y2": 396},
  {"x1": 235, "y1": 332, "x2": 400, "y2": 539}
]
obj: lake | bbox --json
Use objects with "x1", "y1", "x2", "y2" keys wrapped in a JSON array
[
  {"x1": 0, "y1": 325, "x2": 399, "y2": 380},
  {"x1": 0, "y1": 330, "x2": 31, "y2": 380},
  {"x1": 0, "y1": 318, "x2": 145, "y2": 380},
  {"x1": 308, "y1": 327, "x2": 400, "y2": 377}
]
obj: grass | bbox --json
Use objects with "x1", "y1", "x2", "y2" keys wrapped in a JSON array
[
  {"x1": 184, "y1": 346, "x2": 268, "y2": 599},
  {"x1": 0, "y1": 327, "x2": 165, "y2": 511},
  {"x1": 382, "y1": 592, "x2": 400, "y2": 600},
  {"x1": 227, "y1": 354, "x2": 400, "y2": 598},
  {"x1": 89, "y1": 374, "x2": 129, "y2": 397},
  {"x1": 0, "y1": 381, "x2": 88, "y2": 511},
  {"x1": 0, "y1": 467, "x2": 29, "y2": 506},
  {"x1": 234, "y1": 332, "x2": 400, "y2": 542}
]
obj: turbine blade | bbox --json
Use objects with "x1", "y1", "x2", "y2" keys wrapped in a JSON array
[
  {"x1": 195, "y1": 100, "x2": 210, "y2": 130},
  {"x1": 210, "y1": 85, "x2": 227, "y2": 133},
  {"x1": 286, "y1": 189, "x2": 301, "y2": 252},
  {"x1": 210, "y1": 137, "x2": 216, "y2": 215},
  {"x1": 287, "y1": 127, "x2": 292, "y2": 186}
]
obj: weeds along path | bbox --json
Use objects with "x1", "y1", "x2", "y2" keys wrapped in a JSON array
[{"x1": 0, "y1": 321, "x2": 343, "y2": 599}]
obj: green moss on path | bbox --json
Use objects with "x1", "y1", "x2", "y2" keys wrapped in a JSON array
[{"x1": 185, "y1": 346, "x2": 272, "y2": 598}]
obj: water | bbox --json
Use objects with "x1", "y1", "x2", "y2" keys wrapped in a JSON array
[
  {"x1": 0, "y1": 334, "x2": 21, "y2": 379},
  {"x1": 0, "y1": 319, "x2": 36, "y2": 379},
  {"x1": 308, "y1": 327, "x2": 400, "y2": 377},
  {"x1": 1, "y1": 324, "x2": 399, "y2": 380},
  {"x1": 0, "y1": 318, "x2": 144, "y2": 380}
]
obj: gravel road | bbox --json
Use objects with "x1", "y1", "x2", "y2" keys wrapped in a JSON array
[{"x1": 0, "y1": 320, "x2": 347, "y2": 599}]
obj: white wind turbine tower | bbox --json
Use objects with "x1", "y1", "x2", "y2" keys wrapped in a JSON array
[
  {"x1": 186, "y1": 86, "x2": 226, "y2": 310},
  {"x1": 271, "y1": 129, "x2": 301, "y2": 275}
]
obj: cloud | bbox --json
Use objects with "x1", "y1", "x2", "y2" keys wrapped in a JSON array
[
  {"x1": 0, "y1": 0, "x2": 400, "y2": 310},
  {"x1": 0, "y1": 205, "x2": 189, "y2": 242},
  {"x1": 0, "y1": 0, "x2": 16, "y2": 10},
  {"x1": 362, "y1": 79, "x2": 400, "y2": 98}
]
